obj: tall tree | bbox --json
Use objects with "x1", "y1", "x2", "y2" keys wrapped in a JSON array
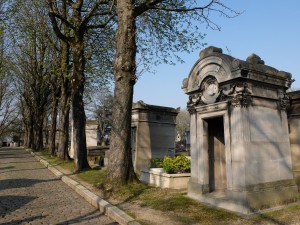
[
  {"x1": 0, "y1": 0, "x2": 17, "y2": 140},
  {"x1": 0, "y1": 50, "x2": 19, "y2": 139},
  {"x1": 9, "y1": 0, "x2": 54, "y2": 150},
  {"x1": 55, "y1": 1, "x2": 71, "y2": 159},
  {"x1": 47, "y1": 0, "x2": 115, "y2": 171},
  {"x1": 48, "y1": 58, "x2": 61, "y2": 156},
  {"x1": 107, "y1": 0, "x2": 240, "y2": 184},
  {"x1": 107, "y1": 0, "x2": 137, "y2": 184}
]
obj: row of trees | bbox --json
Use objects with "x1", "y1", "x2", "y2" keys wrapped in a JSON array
[{"x1": 0, "y1": 0, "x2": 239, "y2": 185}]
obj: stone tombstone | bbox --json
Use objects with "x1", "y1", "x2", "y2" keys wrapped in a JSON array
[
  {"x1": 69, "y1": 120, "x2": 99, "y2": 159},
  {"x1": 131, "y1": 101, "x2": 178, "y2": 175},
  {"x1": 85, "y1": 120, "x2": 99, "y2": 147},
  {"x1": 182, "y1": 46, "x2": 297, "y2": 214},
  {"x1": 288, "y1": 90, "x2": 300, "y2": 187}
]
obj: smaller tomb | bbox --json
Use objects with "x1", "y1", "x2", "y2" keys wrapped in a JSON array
[
  {"x1": 68, "y1": 102, "x2": 178, "y2": 172},
  {"x1": 182, "y1": 46, "x2": 297, "y2": 214},
  {"x1": 132, "y1": 101, "x2": 178, "y2": 175},
  {"x1": 85, "y1": 120, "x2": 99, "y2": 147}
]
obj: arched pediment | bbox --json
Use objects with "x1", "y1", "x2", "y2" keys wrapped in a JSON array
[{"x1": 182, "y1": 47, "x2": 235, "y2": 94}]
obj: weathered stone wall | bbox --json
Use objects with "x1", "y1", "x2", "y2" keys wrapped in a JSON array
[
  {"x1": 132, "y1": 101, "x2": 178, "y2": 175},
  {"x1": 288, "y1": 91, "x2": 300, "y2": 189}
]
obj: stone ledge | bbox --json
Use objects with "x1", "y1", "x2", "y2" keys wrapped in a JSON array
[
  {"x1": 188, "y1": 180, "x2": 299, "y2": 215},
  {"x1": 47, "y1": 165, "x2": 64, "y2": 178},
  {"x1": 140, "y1": 169, "x2": 190, "y2": 189},
  {"x1": 106, "y1": 205, "x2": 136, "y2": 225},
  {"x1": 27, "y1": 148, "x2": 140, "y2": 225}
]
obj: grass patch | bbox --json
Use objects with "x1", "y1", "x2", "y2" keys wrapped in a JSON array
[
  {"x1": 39, "y1": 149, "x2": 106, "y2": 188},
  {"x1": 39, "y1": 150, "x2": 75, "y2": 171},
  {"x1": 76, "y1": 168, "x2": 106, "y2": 187},
  {"x1": 134, "y1": 188, "x2": 239, "y2": 225},
  {"x1": 109, "y1": 182, "x2": 150, "y2": 202},
  {"x1": 250, "y1": 202, "x2": 300, "y2": 224},
  {"x1": 52, "y1": 158, "x2": 74, "y2": 171}
]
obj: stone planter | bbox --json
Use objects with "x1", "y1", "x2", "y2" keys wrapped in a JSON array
[{"x1": 140, "y1": 168, "x2": 190, "y2": 189}]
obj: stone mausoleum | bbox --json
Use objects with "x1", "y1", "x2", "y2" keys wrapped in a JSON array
[
  {"x1": 182, "y1": 46, "x2": 298, "y2": 214},
  {"x1": 131, "y1": 101, "x2": 178, "y2": 175}
]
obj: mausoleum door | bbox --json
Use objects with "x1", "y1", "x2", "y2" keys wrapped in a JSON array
[{"x1": 207, "y1": 117, "x2": 227, "y2": 192}]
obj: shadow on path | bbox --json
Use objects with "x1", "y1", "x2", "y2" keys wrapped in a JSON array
[
  {"x1": 0, "y1": 215, "x2": 46, "y2": 225},
  {"x1": 0, "y1": 195, "x2": 37, "y2": 217},
  {"x1": 56, "y1": 209, "x2": 118, "y2": 225},
  {"x1": 0, "y1": 166, "x2": 14, "y2": 170},
  {"x1": 0, "y1": 156, "x2": 26, "y2": 159},
  {"x1": 0, "y1": 167, "x2": 49, "y2": 175},
  {"x1": 0, "y1": 178, "x2": 58, "y2": 191}
]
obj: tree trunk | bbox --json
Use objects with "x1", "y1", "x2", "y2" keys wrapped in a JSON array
[
  {"x1": 57, "y1": 86, "x2": 71, "y2": 159},
  {"x1": 23, "y1": 123, "x2": 29, "y2": 147},
  {"x1": 37, "y1": 116, "x2": 44, "y2": 150},
  {"x1": 29, "y1": 115, "x2": 35, "y2": 150},
  {"x1": 33, "y1": 113, "x2": 44, "y2": 151},
  {"x1": 107, "y1": 0, "x2": 137, "y2": 184},
  {"x1": 57, "y1": 36, "x2": 71, "y2": 160},
  {"x1": 71, "y1": 39, "x2": 89, "y2": 171},
  {"x1": 49, "y1": 92, "x2": 58, "y2": 156}
]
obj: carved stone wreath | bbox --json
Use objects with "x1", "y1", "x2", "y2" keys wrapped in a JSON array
[
  {"x1": 187, "y1": 76, "x2": 220, "y2": 110},
  {"x1": 200, "y1": 76, "x2": 220, "y2": 104}
]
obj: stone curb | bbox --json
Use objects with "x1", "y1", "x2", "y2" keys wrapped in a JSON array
[{"x1": 26, "y1": 149, "x2": 140, "y2": 225}]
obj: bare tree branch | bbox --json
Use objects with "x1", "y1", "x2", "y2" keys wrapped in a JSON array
[
  {"x1": 81, "y1": 0, "x2": 110, "y2": 27},
  {"x1": 86, "y1": 14, "x2": 115, "y2": 30},
  {"x1": 48, "y1": 0, "x2": 73, "y2": 43}
]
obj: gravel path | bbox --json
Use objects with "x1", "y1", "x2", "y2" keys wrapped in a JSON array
[{"x1": 0, "y1": 147, "x2": 117, "y2": 225}]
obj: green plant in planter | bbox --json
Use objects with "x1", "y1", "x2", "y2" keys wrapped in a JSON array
[
  {"x1": 150, "y1": 158, "x2": 163, "y2": 168},
  {"x1": 173, "y1": 155, "x2": 190, "y2": 173},
  {"x1": 162, "y1": 156, "x2": 175, "y2": 174},
  {"x1": 150, "y1": 156, "x2": 191, "y2": 174},
  {"x1": 162, "y1": 155, "x2": 191, "y2": 174}
]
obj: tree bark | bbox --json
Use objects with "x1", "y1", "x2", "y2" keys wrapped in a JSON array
[
  {"x1": 49, "y1": 92, "x2": 59, "y2": 156},
  {"x1": 71, "y1": 39, "x2": 89, "y2": 171},
  {"x1": 107, "y1": 0, "x2": 137, "y2": 184},
  {"x1": 57, "y1": 36, "x2": 71, "y2": 160},
  {"x1": 57, "y1": 83, "x2": 71, "y2": 159},
  {"x1": 33, "y1": 113, "x2": 44, "y2": 151}
]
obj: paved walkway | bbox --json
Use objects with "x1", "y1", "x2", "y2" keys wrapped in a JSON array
[{"x1": 0, "y1": 147, "x2": 117, "y2": 225}]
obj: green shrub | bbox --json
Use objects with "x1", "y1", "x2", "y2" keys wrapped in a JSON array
[
  {"x1": 150, "y1": 156, "x2": 191, "y2": 174},
  {"x1": 162, "y1": 155, "x2": 191, "y2": 174},
  {"x1": 173, "y1": 155, "x2": 191, "y2": 173},
  {"x1": 162, "y1": 156, "x2": 175, "y2": 174},
  {"x1": 150, "y1": 158, "x2": 163, "y2": 168}
]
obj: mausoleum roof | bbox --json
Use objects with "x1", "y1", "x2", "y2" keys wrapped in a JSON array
[
  {"x1": 182, "y1": 46, "x2": 293, "y2": 94},
  {"x1": 132, "y1": 100, "x2": 179, "y2": 114}
]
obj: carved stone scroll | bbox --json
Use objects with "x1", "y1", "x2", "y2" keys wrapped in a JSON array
[
  {"x1": 278, "y1": 89, "x2": 290, "y2": 110},
  {"x1": 226, "y1": 83, "x2": 252, "y2": 107}
]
